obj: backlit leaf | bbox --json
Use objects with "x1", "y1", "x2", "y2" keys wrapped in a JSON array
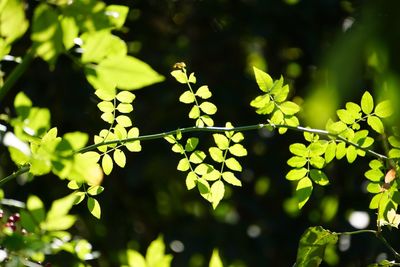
[
  {"x1": 228, "y1": 144, "x2": 247, "y2": 157},
  {"x1": 116, "y1": 115, "x2": 132, "y2": 127},
  {"x1": 171, "y1": 70, "x2": 186, "y2": 83},
  {"x1": 231, "y1": 132, "x2": 244, "y2": 143},
  {"x1": 287, "y1": 156, "x2": 307, "y2": 168},
  {"x1": 116, "y1": 91, "x2": 135, "y2": 103},
  {"x1": 209, "y1": 147, "x2": 224, "y2": 163},
  {"x1": 225, "y1": 157, "x2": 242, "y2": 171},
  {"x1": 113, "y1": 149, "x2": 126, "y2": 168},
  {"x1": 335, "y1": 142, "x2": 346, "y2": 159},
  {"x1": 253, "y1": 67, "x2": 273, "y2": 92},
  {"x1": 280, "y1": 101, "x2": 300, "y2": 115},
  {"x1": 177, "y1": 158, "x2": 190, "y2": 171},
  {"x1": 222, "y1": 172, "x2": 242, "y2": 186},
  {"x1": 189, "y1": 105, "x2": 201, "y2": 119},
  {"x1": 97, "y1": 101, "x2": 114, "y2": 113},
  {"x1": 209, "y1": 249, "x2": 223, "y2": 267},
  {"x1": 296, "y1": 177, "x2": 313, "y2": 209},
  {"x1": 87, "y1": 197, "x2": 101, "y2": 219},
  {"x1": 185, "y1": 137, "x2": 199, "y2": 152},
  {"x1": 346, "y1": 145, "x2": 357, "y2": 163},
  {"x1": 213, "y1": 134, "x2": 229, "y2": 150},
  {"x1": 186, "y1": 172, "x2": 197, "y2": 190},
  {"x1": 286, "y1": 168, "x2": 308, "y2": 181},
  {"x1": 102, "y1": 154, "x2": 113, "y2": 175},
  {"x1": 375, "y1": 100, "x2": 393, "y2": 118},
  {"x1": 289, "y1": 143, "x2": 308, "y2": 157},
  {"x1": 196, "y1": 85, "x2": 212, "y2": 99},
  {"x1": 211, "y1": 180, "x2": 225, "y2": 209},
  {"x1": 361, "y1": 91, "x2": 374, "y2": 114},
  {"x1": 365, "y1": 169, "x2": 384, "y2": 182},
  {"x1": 117, "y1": 103, "x2": 133, "y2": 113},
  {"x1": 309, "y1": 169, "x2": 329, "y2": 186},
  {"x1": 200, "y1": 102, "x2": 217, "y2": 115},
  {"x1": 87, "y1": 185, "x2": 104, "y2": 196},
  {"x1": 295, "y1": 226, "x2": 338, "y2": 266},
  {"x1": 179, "y1": 91, "x2": 195, "y2": 104},
  {"x1": 367, "y1": 116, "x2": 384, "y2": 134},
  {"x1": 325, "y1": 142, "x2": 336, "y2": 163},
  {"x1": 189, "y1": 150, "x2": 206, "y2": 164}
]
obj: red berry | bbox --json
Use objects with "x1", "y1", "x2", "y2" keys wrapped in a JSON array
[
  {"x1": 8, "y1": 213, "x2": 20, "y2": 223},
  {"x1": 0, "y1": 209, "x2": 3, "y2": 219},
  {"x1": 4, "y1": 222, "x2": 16, "y2": 231}
]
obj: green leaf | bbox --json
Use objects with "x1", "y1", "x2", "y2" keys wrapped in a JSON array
[
  {"x1": 201, "y1": 115, "x2": 214, "y2": 126},
  {"x1": 185, "y1": 137, "x2": 199, "y2": 152},
  {"x1": 286, "y1": 168, "x2": 308, "y2": 181},
  {"x1": 231, "y1": 132, "x2": 244, "y2": 143},
  {"x1": 188, "y1": 72, "x2": 196, "y2": 83},
  {"x1": 177, "y1": 158, "x2": 190, "y2": 171},
  {"x1": 211, "y1": 180, "x2": 225, "y2": 209},
  {"x1": 189, "y1": 150, "x2": 206, "y2": 164},
  {"x1": 361, "y1": 91, "x2": 374, "y2": 114},
  {"x1": 337, "y1": 109, "x2": 354, "y2": 124},
  {"x1": 171, "y1": 70, "x2": 187, "y2": 83},
  {"x1": 81, "y1": 31, "x2": 127, "y2": 63},
  {"x1": 369, "y1": 193, "x2": 382, "y2": 209},
  {"x1": 95, "y1": 88, "x2": 116, "y2": 101},
  {"x1": 225, "y1": 158, "x2": 242, "y2": 171},
  {"x1": 27, "y1": 195, "x2": 46, "y2": 223},
  {"x1": 113, "y1": 149, "x2": 126, "y2": 168},
  {"x1": 164, "y1": 135, "x2": 176, "y2": 144},
  {"x1": 127, "y1": 250, "x2": 146, "y2": 267},
  {"x1": 93, "y1": 56, "x2": 165, "y2": 90},
  {"x1": 102, "y1": 154, "x2": 113, "y2": 175},
  {"x1": 106, "y1": 5, "x2": 129, "y2": 28},
  {"x1": 74, "y1": 192, "x2": 85, "y2": 205},
  {"x1": 101, "y1": 112, "x2": 114, "y2": 123},
  {"x1": 67, "y1": 180, "x2": 82, "y2": 190},
  {"x1": 194, "y1": 163, "x2": 214, "y2": 175},
  {"x1": 296, "y1": 177, "x2": 313, "y2": 209},
  {"x1": 186, "y1": 172, "x2": 197, "y2": 190},
  {"x1": 335, "y1": 142, "x2": 346, "y2": 160},
  {"x1": 209, "y1": 249, "x2": 223, "y2": 267},
  {"x1": 389, "y1": 136, "x2": 400, "y2": 148},
  {"x1": 87, "y1": 197, "x2": 101, "y2": 219},
  {"x1": 365, "y1": 169, "x2": 384, "y2": 182},
  {"x1": 114, "y1": 124, "x2": 127, "y2": 139},
  {"x1": 116, "y1": 91, "x2": 136, "y2": 103},
  {"x1": 375, "y1": 100, "x2": 393, "y2": 118},
  {"x1": 389, "y1": 149, "x2": 400, "y2": 159},
  {"x1": 196, "y1": 85, "x2": 212, "y2": 99},
  {"x1": 203, "y1": 169, "x2": 221, "y2": 181},
  {"x1": 209, "y1": 147, "x2": 224, "y2": 163},
  {"x1": 197, "y1": 178, "x2": 212, "y2": 201},
  {"x1": 200, "y1": 102, "x2": 217, "y2": 115},
  {"x1": 116, "y1": 103, "x2": 133, "y2": 113},
  {"x1": 116, "y1": 115, "x2": 132, "y2": 127},
  {"x1": 31, "y1": 4, "x2": 63, "y2": 64},
  {"x1": 369, "y1": 159, "x2": 383, "y2": 170},
  {"x1": 253, "y1": 67, "x2": 273, "y2": 92},
  {"x1": 0, "y1": 0, "x2": 28, "y2": 43},
  {"x1": 172, "y1": 143, "x2": 184, "y2": 154},
  {"x1": 270, "y1": 109, "x2": 284, "y2": 125},
  {"x1": 309, "y1": 142, "x2": 326, "y2": 156},
  {"x1": 222, "y1": 172, "x2": 242, "y2": 186},
  {"x1": 327, "y1": 121, "x2": 347, "y2": 134},
  {"x1": 87, "y1": 185, "x2": 105, "y2": 196},
  {"x1": 367, "y1": 115, "x2": 384, "y2": 134},
  {"x1": 280, "y1": 101, "x2": 300, "y2": 115},
  {"x1": 189, "y1": 105, "x2": 201, "y2": 119},
  {"x1": 325, "y1": 142, "x2": 336, "y2": 164},
  {"x1": 309, "y1": 169, "x2": 329, "y2": 186},
  {"x1": 97, "y1": 101, "x2": 114, "y2": 113},
  {"x1": 346, "y1": 145, "x2": 357, "y2": 163},
  {"x1": 366, "y1": 182, "x2": 382, "y2": 193},
  {"x1": 309, "y1": 156, "x2": 325, "y2": 168},
  {"x1": 179, "y1": 91, "x2": 196, "y2": 104},
  {"x1": 228, "y1": 144, "x2": 247, "y2": 157},
  {"x1": 295, "y1": 226, "x2": 338, "y2": 267},
  {"x1": 289, "y1": 143, "x2": 308, "y2": 157},
  {"x1": 213, "y1": 134, "x2": 229, "y2": 150},
  {"x1": 14, "y1": 92, "x2": 32, "y2": 118},
  {"x1": 287, "y1": 156, "x2": 307, "y2": 168},
  {"x1": 145, "y1": 235, "x2": 172, "y2": 266}
]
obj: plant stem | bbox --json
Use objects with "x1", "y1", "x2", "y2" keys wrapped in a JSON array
[
  {"x1": 0, "y1": 46, "x2": 36, "y2": 102},
  {"x1": 339, "y1": 229, "x2": 400, "y2": 260},
  {"x1": 77, "y1": 123, "x2": 388, "y2": 160},
  {"x1": 0, "y1": 165, "x2": 30, "y2": 187}
]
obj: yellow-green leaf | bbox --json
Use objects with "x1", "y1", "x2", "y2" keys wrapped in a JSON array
[
  {"x1": 213, "y1": 134, "x2": 229, "y2": 150},
  {"x1": 225, "y1": 157, "x2": 242, "y2": 171},
  {"x1": 375, "y1": 100, "x2": 393, "y2": 118},
  {"x1": 296, "y1": 177, "x2": 313, "y2": 209},
  {"x1": 228, "y1": 144, "x2": 247, "y2": 157},
  {"x1": 209, "y1": 147, "x2": 224, "y2": 163},
  {"x1": 116, "y1": 115, "x2": 132, "y2": 127},
  {"x1": 113, "y1": 149, "x2": 126, "y2": 168},
  {"x1": 211, "y1": 180, "x2": 225, "y2": 209},
  {"x1": 87, "y1": 197, "x2": 101, "y2": 219},
  {"x1": 116, "y1": 91, "x2": 136, "y2": 103},
  {"x1": 177, "y1": 158, "x2": 190, "y2": 171},
  {"x1": 171, "y1": 70, "x2": 187, "y2": 83},
  {"x1": 196, "y1": 85, "x2": 212, "y2": 99},
  {"x1": 179, "y1": 91, "x2": 196, "y2": 104},
  {"x1": 102, "y1": 154, "x2": 113, "y2": 175},
  {"x1": 200, "y1": 102, "x2": 217, "y2": 115},
  {"x1": 222, "y1": 172, "x2": 242, "y2": 186},
  {"x1": 361, "y1": 91, "x2": 374, "y2": 114}
]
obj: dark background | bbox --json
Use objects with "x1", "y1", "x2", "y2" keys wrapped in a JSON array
[{"x1": 2, "y1": 0, "x2": 400, "y2": 266}]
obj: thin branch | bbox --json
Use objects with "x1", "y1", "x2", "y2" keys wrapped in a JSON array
[
  {"x1": 339, "y1": 229, "x2": 400, "y2": 260},
  {"x1": 0, "y1": 165, "x2": 30, "y2": 187},
  {"x1": 0, "y1": 46, "x2": 36, "y2": 102},
  {"x1": 77, "y1": 123, "x2": 388, "y2": 160}
]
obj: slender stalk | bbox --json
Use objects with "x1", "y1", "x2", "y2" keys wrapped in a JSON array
[
  {"x1": 339, "y1": 229, "x2": 400, "y2": 260},
  {"x1": 0, "y1": 46, "x2": 36, "y2": 102},
  {"x1": 77, "y1": 123, "x2": 388, "y2": 160},
  {"x1": 0, "y1": 165, "x2": 30, "y2": 187}
]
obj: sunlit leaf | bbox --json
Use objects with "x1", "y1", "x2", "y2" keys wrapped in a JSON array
[
  {"x1": 186, "y1": 172, "x2": 197, "y2": 190},
  {"x1": 225, "y1": 157, "x2": 242, "y2": 171},
  {"x1": 228, "y1": 144, "x2": 247, "y2": 157},
  {"x1": 367, "y1": 115, "x2": 384, "y2": 134},
  {"x1": 211, "y1": 180, "x2": 225, "y2": 209},
  {"x1": 309, "y1": 169, "x2": 329, "y2": 186},
  {"x1": 213, "y1": 134, "x2": 229, "y2": 150},
  {"x1": 196, "y1": 85, "x2": 212, "y2": 99},
  {"x1": 189, "y1": 105, "x2": 201, "y2": 119},
  {"x1": 296, "y1": 177, "x2": 313, "y2": 209},
  {"x1": 116, "y1": 91, "x2": 136, "y2": 103},
  {"x1": 113, "y1": 149, "x2": 126, "y2": 168},
  {"x1": 200, "y1": 102, "x2": 217, "y2": 115},
  {"x1": 286, "y1": 168, "x2": 308, "y2": 181},
  {"x1": 185, "y1": 137, "x2": 199, "y2": 152},
  {"x1": 209, "y1": 249, "x2": 223, "y2": 267},
  {"x1": 87, "y1": 197, "x2": 101, "y2": 219},
  {"x1": 116, "y1": 115, "x2": 132, "y2": 127},
  {"x1": 346, "y1": 145, "x2": 357, "y2": 163},
  {"x1": 253, "y1": 67, "x2": 273, "y2": 92},
  {"x1": 287, "y1": 156, "x2": 308, "y2": 168},
  {"x1": 87, "y1": 185, "x2": 104, "y2": 196},
  {"x1": 209, "y1": 147, "x2": 224, "y2": 163},
  {"x1": 102, "y1": 154, "x2": 113, "y2": 175},
  {"x1": 171, "y1": 70, "x2": 187, "y2": 83},
  {"x1": 280, "y1": 101, "x2": 300, "y2": 115},
  {"x1": 295, "y1": 226, "x2": 338, "y2": 267},
  {"x1": 222, "y1": 171, "x2": 242, "y2": 186},
  {"x1": 177, "y1": 158, "x2": 190, "y2": 171},
  {"x1": 365, "y1": 169, "x2": 384, "y2": 182},
  {"x1": 179, "y1": 91, "x2": 196, "y2": 104},
  {"x1": 189, "y1": 150, "x2": 206, "y2": 164},
  {"x1": 361, "y1": 91, "x2": 374, "y2": 114},
  {"x1": 375, "y1": 100, "x2": 393, "y2": 118},
  {"x1": 289, "y1": 143, "x2": 308, "y2": 157}
]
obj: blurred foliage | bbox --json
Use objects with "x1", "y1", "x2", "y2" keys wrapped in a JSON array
[{"x1": 1, "y1": 0, "x2": 400, "y2": 266}]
